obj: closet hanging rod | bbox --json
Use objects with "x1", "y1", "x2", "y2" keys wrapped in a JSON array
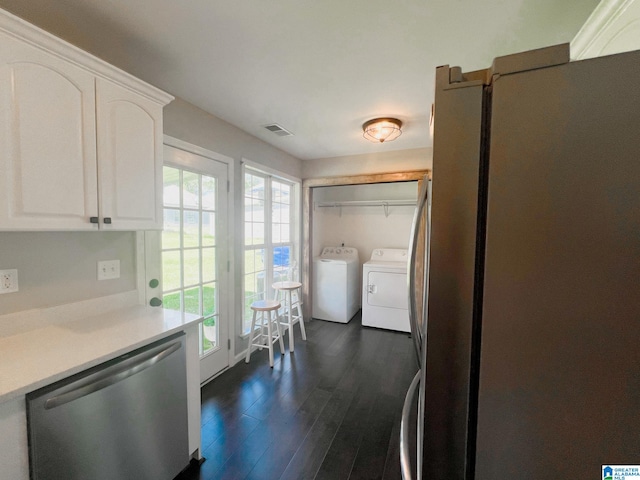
[
  {"x1": 314, "y1": 199, "x2": 416, "y2": 217},
  {"x1": 315, "y1": 199, "x2": 416, "y2": 208}
]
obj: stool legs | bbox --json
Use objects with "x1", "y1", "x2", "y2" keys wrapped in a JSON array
[
  {"x1": 286, "y1": 290, "x2": 294, "y2": 352},
  {"x1": 265, "y1": 309, "x2": 285, "y2": 367},
  {"x1": 274, "y1": 310, "x2": 285, "y2": 354},
  {"x1": 295, "y1": 294, "x2": 307, "y2": 341},
  {"x1": 282, "y1": 288, "x2": 306, "y2": 352},
  {"x1": 245, "y1": 309, "x2": 258, "y2": 364},
  {"x1": 266, "y1": 310, "x2": 274, "y2": 366},
  {"x1": 245, "y1": 307, "x2": 285, "y2": 368}
]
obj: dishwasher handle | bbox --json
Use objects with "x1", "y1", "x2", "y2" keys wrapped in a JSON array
[{"x1": 44, "y1": 340, "x2": 182, "y2": 410}]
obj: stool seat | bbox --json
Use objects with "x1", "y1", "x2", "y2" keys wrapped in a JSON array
[
  {"x1": 245, "y1": 300, "x2": 284, "y2": 367},
  {"x1": 251, "y1": 299, "x2": 281, "y2": 311},
  {"x1": 272, "y1": 281, "x2": 302, "y2": 291}
]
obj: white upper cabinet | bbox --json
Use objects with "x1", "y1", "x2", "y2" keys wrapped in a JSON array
[
  {"x1": 0, "y1": 33, "x2": 99, "y2": 230},
  {"x1": 0, "y1": 9, "x2": 173, "y2": 231},
  {"x1": 96, "y1": 78, "x2": 163, "y2": 230}
]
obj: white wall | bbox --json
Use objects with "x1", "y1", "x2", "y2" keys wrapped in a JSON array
[
  {"x1": 571, "y1": 0, "x2": 640, "y2": 59},
  {"x1": 302, "y1": 147, "x2": 432, "y2": 179},
  {"x1": 312, "y1": 182, "x2": 418, "y2": 301},
  {"x1": 0, "y1": 232, "x2": 136, "y2": 315},
  {"x1": 164, "y1": 97, "x2": 303, "y2": 179}
]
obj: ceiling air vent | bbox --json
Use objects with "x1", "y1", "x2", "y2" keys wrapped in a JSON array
[{"x1": 263, "y1": 123, "x2": 293, "y2": 137}]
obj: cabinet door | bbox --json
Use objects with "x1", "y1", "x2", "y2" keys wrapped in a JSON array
[
  {"x1": 96, "y1": 78, "x2": 163, "y2": 230},
  {"x1": 0, "y1": 33, "x2": 99, "y2": 230}
]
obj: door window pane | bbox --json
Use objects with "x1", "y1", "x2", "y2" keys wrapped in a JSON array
[
  {"x1": 162, "y1": 251, "x2": 181, "y2": 291},
  {"x1": 163, "y1": 291, "x2": 181, "y2": 312},
  {"x1": 163, "y1": 209, "x2": 181, "y2": 249},
  {"x1": 203, "y1": 283, "x2": 216, "y2": 317},
  {"x1": 183, "y1": 171, "x2": 200, "y2": 208},
  {"x1": 202, "y1": 176, "x2": 216, "y2": 210},
  {"x1": 183, "y1": 249, "x2": 200, "y2": 286},
  {"x1": 202, "y1": 212, "x2": 215, "y2": 246},
  {"x1": 202, "y1": 319, "x2": 217, "y2": 350},
  {"x1": 183, "y1": 210, "x2": 200, "y2": 248},
  {"x1": 202, "y1": 248, "x2": 216, "y2": 283},
  {"x1": 163, "y1": 166, "x2": 222, "y2": 357},
  {"x1": 163, "y1": 167, "x2": 180, "y2": 208},
  {"x1": 184, "y1": 286, "x2": 201, "y2": 316}
]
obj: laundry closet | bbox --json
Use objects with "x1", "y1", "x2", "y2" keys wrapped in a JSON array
[{"x1": 311, "y1": 181, "x2": 418, "y2": 327}]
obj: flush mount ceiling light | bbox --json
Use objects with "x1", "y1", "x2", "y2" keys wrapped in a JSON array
[{"x1": 362, "y1": 117, "x2": 403, "y2": 143}]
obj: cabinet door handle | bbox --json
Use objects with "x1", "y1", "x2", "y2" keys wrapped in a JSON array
[
  {"x1": 103, "y1": 217, "x2": 112, "y2": 224},
  {"x1": 90, "y1": 217, "x2": 99, "y2": 224}
]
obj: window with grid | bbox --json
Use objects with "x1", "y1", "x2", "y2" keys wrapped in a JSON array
[
  {"x1": 243, "y1": 168, "x2": 295, "y2": 333},
  {"x1": 162, "y1": 166, "x2": 219, "y2": 354}
]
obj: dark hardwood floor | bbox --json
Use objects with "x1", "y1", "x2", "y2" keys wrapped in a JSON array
[{"x1": 177, "y1": 311, "x2": 417, "y2": 480}]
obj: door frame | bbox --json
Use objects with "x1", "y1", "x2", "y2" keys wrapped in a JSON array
[{"x1": 138, "y1": 135, "x2": 235, "y2": 384}]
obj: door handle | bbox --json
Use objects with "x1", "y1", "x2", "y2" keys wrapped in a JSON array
[
  {"x1": 404, "y1": 175, "x2": 431, "y2": 480},
  {"x1": 400, "y1": 370, "x2": 421, "y2": 480},
  {"x1": 407, "y1": 175, "x2": 430, "y2": 364}
]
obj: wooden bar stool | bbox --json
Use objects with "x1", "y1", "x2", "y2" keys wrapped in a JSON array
[
  {"x1": 245, "y1": 299, "x2": 285, "y2": 367},
  {"x1": 272, "y1": 281, "x2": 306, "y2": 352}
]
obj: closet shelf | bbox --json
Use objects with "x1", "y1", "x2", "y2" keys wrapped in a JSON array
[{"x1": 314, "y1": 199, "x2": 416, "y2": 217}]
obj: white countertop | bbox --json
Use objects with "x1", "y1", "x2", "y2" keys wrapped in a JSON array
[{"x1": 0, "y1": 302, "x2": 202, "y2": 403}]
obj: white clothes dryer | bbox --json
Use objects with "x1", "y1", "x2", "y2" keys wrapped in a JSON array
[
  {"x1": 362, "y1": 248, "x2": 410, "y2": 332},
  {"x1": 312, "y1": 247, "x2": 360, "y2": 323}
]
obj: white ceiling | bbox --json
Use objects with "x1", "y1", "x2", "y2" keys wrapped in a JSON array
[{"x1": 0, "y1": 0, "x2": 599, "y2": 160}]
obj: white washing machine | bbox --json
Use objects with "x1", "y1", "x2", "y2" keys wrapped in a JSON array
[
  {"x1": 312, "y1": 246, "x2": 360, "y2": 323},
  {"x1": 362, "y1": 248, "x2": 410, "y2": 332}
]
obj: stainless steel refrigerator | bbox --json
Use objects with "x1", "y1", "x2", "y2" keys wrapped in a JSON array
[{"x1": 402, "y1": 44, "x2": 640, "y2": 480}]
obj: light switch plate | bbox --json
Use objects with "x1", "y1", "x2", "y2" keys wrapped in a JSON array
[
  {"x1": 0, "y1": 269, "x2": 18, "y2": 294},
  {"x1": 97, "y1": 260, "x2": 120, "y2": 280}
]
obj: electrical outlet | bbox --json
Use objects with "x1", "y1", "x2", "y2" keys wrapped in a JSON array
[
  {"x1": 0, "y1": 269, "x2": 19, "y2": 294},
  {"x1": 97, "y1": 260, "x2": 120, "y2": 281}
]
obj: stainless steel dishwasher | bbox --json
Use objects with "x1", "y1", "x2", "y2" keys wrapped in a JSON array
[{"x1": 26, "y1": 332, "x2": 189, "y2": 480}]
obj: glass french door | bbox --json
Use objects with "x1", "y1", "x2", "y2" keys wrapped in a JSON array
[{"x1": 162, "y1": 144, "x2": 229, "y2": 382}]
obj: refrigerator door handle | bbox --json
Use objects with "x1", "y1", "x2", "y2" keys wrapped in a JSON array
[
  {"x1": 407, "y1": 175, "x2": 430, "y2": 364},
  {"x1": 400, "y1": 369, "x2": 421, "y2": 480},
  {"x1": 416, "y1": 177, "x2": 432, "y2": 480},
  {"x1": 405, "y1": 175, "x2": 432, "y2": 480}
]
